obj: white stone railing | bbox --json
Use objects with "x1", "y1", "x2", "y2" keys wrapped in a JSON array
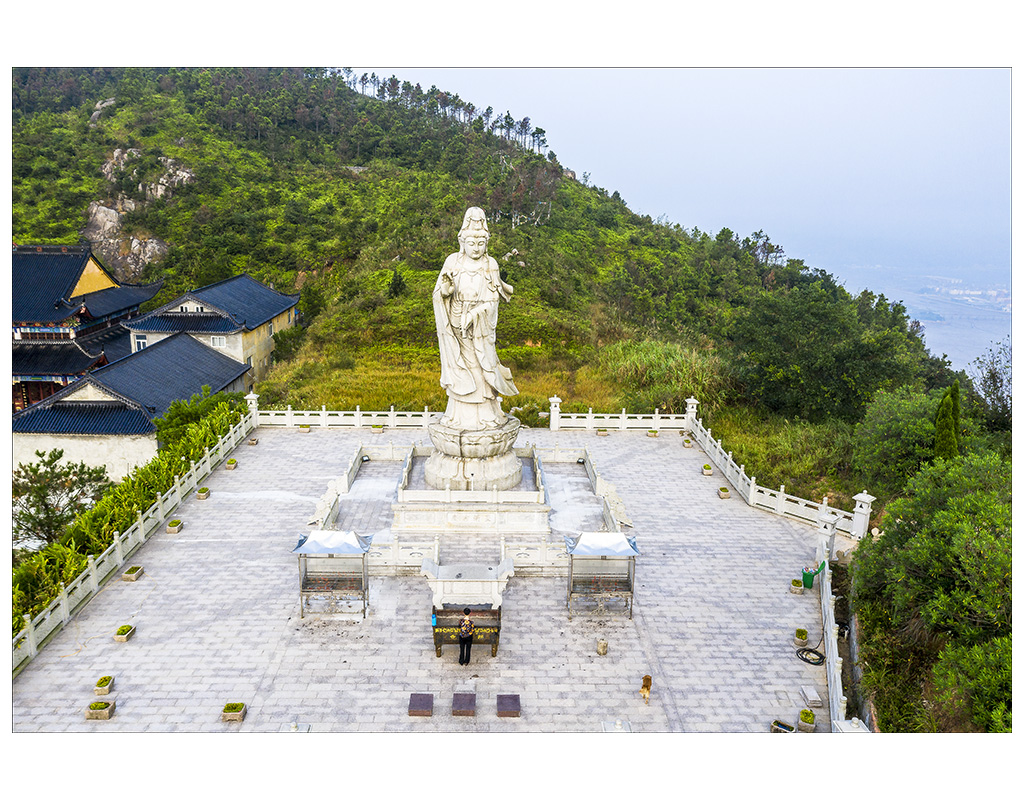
[
  {"x1": 368, "y1": 535, "x2": 441, "y2": 576},
  {"x1": 258, "y1": 404, "x2": 435, "y2": 429},
  {"x1": 13, "y1": 409, "x2": 257, "y2": 675},
  {"x1": 500, "y1": 534, "x2": 570, "y2": 576},
  {"x1": 816, "y1": 539, "x2": 869, "y2": 733},
  {"x1": 550, "y1": 405, "x2": 690, "y2": 432},
  {"x1": 686, "y1": 412, "x2": 874, "y2": 540}
]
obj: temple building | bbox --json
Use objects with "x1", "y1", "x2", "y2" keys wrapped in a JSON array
[{"x1": 12, "y1": 244, "x2": 162, "y2": 410}]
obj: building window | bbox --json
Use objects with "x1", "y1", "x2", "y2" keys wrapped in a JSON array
[
  {"x1": 269, "y1": 322, "x2": 274, "y2": 337},
  {"x1": 211, "y1": 336, "x2": 226, "y2": 347},
  {"x1": 246, "y1": 356, "x2": 252, "y2": 367},
  {"x1": 135, "y1": 335, "x2": 147, "y2": 352},
  {"x1": 180, "y1": 305, "x2": 188, "y2": 312}
]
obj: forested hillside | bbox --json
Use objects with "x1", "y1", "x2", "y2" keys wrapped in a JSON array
[{"x1": 12, "y1": 68, "x2": 1010, "y2": 730}]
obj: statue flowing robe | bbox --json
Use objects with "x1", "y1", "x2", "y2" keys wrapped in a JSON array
[{"x1": 433, "y1": 252, "x2": 518, "y2": 428}]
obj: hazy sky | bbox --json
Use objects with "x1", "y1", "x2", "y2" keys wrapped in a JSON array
[{"x1": 360, "y1": 68, "x2": 1011, "y2": 284}]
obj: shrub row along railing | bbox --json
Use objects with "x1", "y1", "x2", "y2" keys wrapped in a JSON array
[{"x1": 12, "y1": 409, "x2": 257, "y2": 675}]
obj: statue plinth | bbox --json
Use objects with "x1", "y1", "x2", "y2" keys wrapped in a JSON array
[{"x1": 425, "y1": 416, "x2": 522, "y2": 490}]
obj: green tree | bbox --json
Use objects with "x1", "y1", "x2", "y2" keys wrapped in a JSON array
[
  {"x1": 730, "y1": 282, "x2": 918, "y2": 422},
  {"x1": 852, "y1": 386, "x2": 938, "y2": 498},
  {"x1": 970, "y1": 336, "x2": 1011, "y2": 431},
  {"x1": 154, "y1": 387, "x2": 247, "y2": 448},
  {"x1": 933, "y1": 394, "x2": 958, "y2": 460},
  {"x1": 853, "y1": 452, "x2": 1011, "y2": 730},
  {"x1": 12, "y1": 450, "x2": 111, "y2": 550}
]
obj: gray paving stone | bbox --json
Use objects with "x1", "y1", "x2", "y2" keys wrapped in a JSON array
[{"x1": 13, "y1": 426, "x2": 837, "y2": 733}]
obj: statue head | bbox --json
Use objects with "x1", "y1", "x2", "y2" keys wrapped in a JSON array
[{"x1": 458, "y1": 207, "x2": 490, "y2": 254}]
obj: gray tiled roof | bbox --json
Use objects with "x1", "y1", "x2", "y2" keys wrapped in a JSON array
[
  {"x1": 90, "y1": 332, "x2": 249, "y2": 417},
  {"x1": 12, "y1": 400, "x2": 155, "y2": 436},
  {"x1": 13, "y1": 332, "x2": 249, "y2": 435},
  {"x1": 12, "y1": 245, "x2": 162, "y2": 324},
  {"x1": 12, "y1": 340, "x2": 104, "y2": 377}
]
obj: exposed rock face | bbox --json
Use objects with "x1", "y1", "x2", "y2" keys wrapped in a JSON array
[
  {"x1": 89, "y1": 98, "x2": 116, "y2": 126},
  {"x1": 81, "y1": 148, "x2": 192, "y2": 282}
]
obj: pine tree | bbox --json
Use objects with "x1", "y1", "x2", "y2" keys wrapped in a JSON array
[{"x1": 934, "y1": 394, "x2": 958, "y2": 460}]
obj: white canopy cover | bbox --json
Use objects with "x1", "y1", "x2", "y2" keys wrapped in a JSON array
[
  {"x1": 293, "y1": 529, "x2": 372, "y2": 555},
  {"x1": 564, "y1": 530, "x2": 640, "y2": 557}
]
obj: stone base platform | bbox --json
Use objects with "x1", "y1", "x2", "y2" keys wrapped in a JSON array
[{"x1": 425, "y1": 416, "x2": 522, "y2": 490}]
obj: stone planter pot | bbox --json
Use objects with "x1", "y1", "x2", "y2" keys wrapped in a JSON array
[
  {"x1": 770, "y1": 719, "x2": 795, "y2": 733},
  {"x1": 795, "y1": 636, "x2": 808, "y2": 647},
  {"x1": 298, "y1": 426, "x2": 310, "y2": 433},
  {"x1": 86, "y1": 700, "x2": 115, "y2": 720},
  {"x1": 122, "y1": 566, "x2": 144, "y2": 581},
  {"x1": 225, "y1": 460, "x2": 237, "y2": 470},
  {"x1": 798, "y1": 712, "x2": 815, "y2": 732},
  {"x1": 682, "y1": 439, "x2": 693, "y2": 448},
  {"x1": 221, "y1": 703, "x2": 246, "y2": 722},
  {"x1": 702, "y1": 466, "x2": 713, "y2": 476},
  {"x1": 596, "y1": 429, "x2": 608, "y2": 437},
  {"x1": 167, "y1": 520, "x2": 182, "y2": 533},
  {"x1": 789, "y1": 582, "x2": 804, "y2": 595},
  {"x1": 197, "y1": 488, "x2": 210, "y2": 501},
  {"x1": 647, "y1": 430, "x2": 658, "y2": 438},
  {"x1": 94, "y1": 676, "x2": 114, "y2": 695},
  {"x1": 248, "y1": 438, "x2": 259, "y2": 446},
  {"x1": 113, "y1": 625, "x2": 136, "y2": 642},
  {"x1": 718, "y1": 488, "x2": 730, "y2": 499}
]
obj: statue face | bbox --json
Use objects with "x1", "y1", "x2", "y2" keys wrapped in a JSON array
[{"x1": 462, "y1": 235, "x2": 488, "y2": 259}]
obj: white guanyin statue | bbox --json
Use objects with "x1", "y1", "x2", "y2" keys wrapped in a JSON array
[
  {"x1": 425, "y1": 207, "x2": 522, "y2": 490},
  {"x1": 433, "y1": 206, "x2": 518, "y2": 429}
]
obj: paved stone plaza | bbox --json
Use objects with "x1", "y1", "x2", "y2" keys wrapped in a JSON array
[{"x1": 12, "y1": 425, "x2": 839, "y2": 732}]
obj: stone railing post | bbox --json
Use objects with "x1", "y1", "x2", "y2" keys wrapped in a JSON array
[
  {"x1": 549, "y1": 396, "x2": 562, "y2": 431},
  {"x1": 852, "y1": 491, "x2": 876, "y2": 540},
  {"x1": 684, "y1": 397, "x2": 699, "y2": 433},
  {"x1": 245, "y1": 392, "x2": 259, "y2": 425},
  {"x1": 87, "y1": 555, "x2": 99, "y2": 593},
  {"x1": 23, "y1": 615, "x2": 37, "y2": 657}
]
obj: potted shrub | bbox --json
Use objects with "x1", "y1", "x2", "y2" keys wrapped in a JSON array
[
  {"x1": 86, "y1": 700, "x2": 116, "y2": 720},
  {"x1": 647, "y1": 429, "x2": 658, "y2": 437},
  {"x1": 682, "y1": 438, "x2": 693, "y2": 448},
  {"x1": 597, "y1": 428, "x2": 608, "y2": 436},
  {"x1": 122, "y1": 565, "x2": 144, "y2": 581},
  {"x1": 298, "y1": 424, "x2": 311, "y2": 433},
  {"x1": 371, "y1": 424, "x2": 384, "y2": 434},
  {"x1": 197, "y1": 487, "x2": 210, "y2": 500},
  {"x1": 225, "y1": 458, "x2": 237, "y2": 470},
  {"x1": 702, "y1": 464, "x2": 713, "y2": 476},
  {"x1": 798, "y1": 708, "x2": 815, "y2": 732},
  {"x1": 166, "y1": 518, "x2": 183, "y2": 533},
  {"x1": 770, "y1": 719, "x2": 795, "y2": 733},
  {"x1": 114, "y1": 624, "x2": 136, "y2": 642},
  {"x1": 718, "y1": 486, "x2": 730, "y2": 499},
  {"x1": 94, "y1": 676, "x2": 114, "y2": 695},
  {"x1": 794, "y1": 628, "x2": 809, "y2": 647},
  {"x1": 222, "y1": 702, "x2": 247, "y2": 722},
  {"x1": 248, "y1": 437, "x2": 258, "y2": 446},
  {"x1": 789, "y1": 578, "x2": 804, "y2": 595}
]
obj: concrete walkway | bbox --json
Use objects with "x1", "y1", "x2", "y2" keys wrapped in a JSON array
[{"x1": 12, "y1": 426, "x2": 834, "y2": 732}]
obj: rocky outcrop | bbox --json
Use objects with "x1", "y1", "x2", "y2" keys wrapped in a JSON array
[{"x1": 81, "y1": 148, "x2": 193, "y2": 281}]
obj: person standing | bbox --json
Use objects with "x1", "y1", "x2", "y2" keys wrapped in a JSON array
[{"x1": 458, "y1": 608, "x2": 475, "y2": 665}]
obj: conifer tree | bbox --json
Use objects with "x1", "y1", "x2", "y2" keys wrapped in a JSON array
[
  {"x1": 949, "y1": 378, "x2": 961, "y2": 451},
  {"x1": 934, "y1": 394, "x2": 958, "y2": 460}
]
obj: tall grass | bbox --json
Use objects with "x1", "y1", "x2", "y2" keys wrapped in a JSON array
[
  {"x1": 599, "y1": 339, "x2": 735, "y2": 416},
  {"x1": 709, "y1": 405, "x2": 857, "y2": 507}
]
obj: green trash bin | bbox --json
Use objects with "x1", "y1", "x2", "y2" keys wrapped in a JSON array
[{"x1": 802, "y1": 561, "x2": 825, "y2": 588}]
